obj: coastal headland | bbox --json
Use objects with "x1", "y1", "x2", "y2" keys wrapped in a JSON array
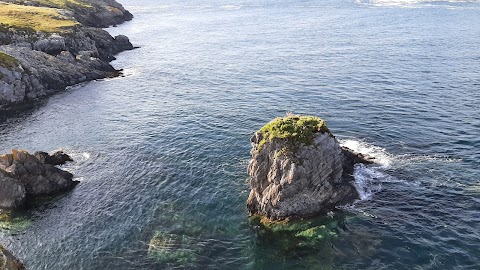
[{"x1": 0, "y1": 0, "x2": 134, "y2": 111}]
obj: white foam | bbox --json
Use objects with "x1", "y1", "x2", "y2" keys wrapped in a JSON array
[
  {"x1": 222, "y1": 5, "x2": 242, "y2": 10},
  {"x1": 353, "y1": 164, "x2": 384, "y2": 200},
  {"x1": 340, "y1": 138, "x2": 461, "y2": 201},
  {"x1": 394, "y1": 154, "x2": 462, "y2": 165},
  {"x1": 340, "y1": 139, "x2": 392, "y2": 168},
  {"x1": 357, "y1": 0, "x2": 480, "y2": 8}
]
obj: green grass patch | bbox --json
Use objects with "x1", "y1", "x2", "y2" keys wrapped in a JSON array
[
  {"x1": 0, "y1": 3, "x2": 78, "y2": 32},
  {"x1": 0, "y1": 52, "x2": 19, "y2": 68},
  {"x1": 35, "y1": 0, "x2": 92, "y2": 9},
  {"x1": 257, "y1": 114, "x2": 330, "y2": 150}
]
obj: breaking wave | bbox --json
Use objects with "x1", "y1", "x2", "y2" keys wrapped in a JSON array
[
  {"x1": 356, "y1": 0, "x2": 480, "y2": 8},
  {"x1": 340, "y1": 139, "x2": 461, "y2": 200}
]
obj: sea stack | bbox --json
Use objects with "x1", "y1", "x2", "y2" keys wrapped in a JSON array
[{"x1": 247, "y1": 115, "x2": 372, "y2": 220}]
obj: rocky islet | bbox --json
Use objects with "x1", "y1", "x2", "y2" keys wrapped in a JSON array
[
  {"x1": 247, "y1": 115, "x2": 373, "y2": 220},
  {"x1": 0, "y1": 149, "x2": 78, "y2": 210}
]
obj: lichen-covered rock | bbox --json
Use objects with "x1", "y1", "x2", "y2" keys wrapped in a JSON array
[
  {"x1": 247, "y1": 115, "x2": 372, "y2": 220},
  {"x1": 0, "y1": 243, "x2": 25, "y2": 270},
  {"x1": 0, "y1": 149, "x2": 78, "y2": 210}
]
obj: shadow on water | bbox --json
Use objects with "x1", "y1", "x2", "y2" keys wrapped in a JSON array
[
  {"x1": 247, "y1": 211, "x2": 382, "y2": 270},
  {"x1": 0, "y1": 100, "x2": 47, "y2": 128},
  {"x1": 0, "y1": 191, "x2": 76, "y2": 236}
]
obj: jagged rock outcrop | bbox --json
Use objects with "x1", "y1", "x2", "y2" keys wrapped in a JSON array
[
  {"x1": 247, "y1": 115, "x2": 372, "y2": 220},
  {"x1": 0, "y1": 27, "x2": 133, "y2": 109},
  {"x1": 0, "y1": 244, "x2": 25, "y2": 270},
  {"x1": 0, "y1": 149, "x2": 78, "y2": 210}
]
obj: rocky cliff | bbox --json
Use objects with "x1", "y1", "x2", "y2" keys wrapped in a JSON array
[
  {"x1": 0, "y1": 0, "x2": 133, "y2": 111},
  {"x1": 247, "y1": 115, "x2": 372, "y2": 220}
]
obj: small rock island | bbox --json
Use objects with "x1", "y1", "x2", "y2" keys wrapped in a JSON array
[
  {"x1": 0, "y1": 149, "x2": 77, "y2": 210},
  {"x1": 247, "y1": 115, "x2": 372, "y2": 220}
]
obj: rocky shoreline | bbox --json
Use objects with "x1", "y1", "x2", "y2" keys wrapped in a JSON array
[{"x1": 0, "y1": 0, "x2": 134, "y2": 111}]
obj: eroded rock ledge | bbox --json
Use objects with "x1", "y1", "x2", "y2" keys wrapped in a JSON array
[
  {"x1": 0, "y1": 149, "x2": 77, "y2": 210},
  {"x1": 247, "y1": 115, "x2": 372, "y2": 220}
]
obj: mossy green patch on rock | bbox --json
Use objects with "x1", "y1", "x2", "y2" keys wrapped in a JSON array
[
  {"x1": 0, "y1": 52, "x2": 19, "y2": 68},
  {"x1": 257, "y1": 115, "x2": 330, "y2": 150},
  {"x1": 35, "y1": 0, "x2": 92, "y2": 9}
]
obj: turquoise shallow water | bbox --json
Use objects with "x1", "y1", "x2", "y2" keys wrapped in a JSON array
[{"x1": 1, "y1": 0, "x2": 480, "y2": 269}]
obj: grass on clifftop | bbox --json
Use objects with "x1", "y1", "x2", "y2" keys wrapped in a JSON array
[
  {"x1": 0, "y1": 3, "x2": 77, "y2": 32},
  {"x1": 0, "y1": 52, "x2": 18, "y2": 68},
  {"x1": 35, "y1": 0, "x2": 92, "y2": 9},
  {"x1": 257, "y1": 114, "x2": 330, "y2": 150}
]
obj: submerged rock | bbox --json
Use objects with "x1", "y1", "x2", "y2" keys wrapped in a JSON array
[
  {"x1": 249, "y1": 214, "x2": 342, "y2": 247},
  {"x1": 0, "y1": 243, "x2": 25, "y2": 270},
  {"x1": 0, "y1": 149, "x2": 78, "y2": 210},
  {"x1": 247, "y1": 115, "x2": 372, "y2": 220},
  {"x1": 148, "y1": 232, "x2": 200, "y2": 265}
]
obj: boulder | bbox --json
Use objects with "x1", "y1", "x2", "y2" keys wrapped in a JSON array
[
  {"x1": 247, "y1": 115, "x2": 372, "y2": 220},
  {"x1": 33, "y1": 35, "x2": 67, "y2": 55},
  {"x1": 114, "y1": 35, "x2": 134, "y2": 51},
  {"x1": 34, "y1": 150, "x2": 73, "y2": 166},
  {"x1": 56, "y1": 51, "x2": 76, "y2": 64},
  {"x1": 0, "y1": 149, "x2": 78, "y2": 210}
]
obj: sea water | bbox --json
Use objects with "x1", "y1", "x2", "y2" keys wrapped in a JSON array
[{"x1": 0, "y1": 0, "x2": 479, "y2": 269}]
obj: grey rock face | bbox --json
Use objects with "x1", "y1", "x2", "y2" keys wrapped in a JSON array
[
  {"x1": 247, "y1": 132, "x2": 370, "y2": 220},
  {"x1": 34, "y1": 151, "x2": 73, "y2": 166},
  {"x1": 114, "y1": 35, "x2": 134, "y2": 51},
  {"x1": 0, "y1": 64, "x2": 26, "y2": 105},
  {"x1": 33, "y1": 35, "x2": 67, "y2": 55},
  {"x1": 0, "y1": 149, "x2": 78, "y2": 210},
  {"x1": 0, "y1": 243, "x2": 25, "y2": 270},
  {"x1": 56, "y1": 50, "x2": 76, "y2": 63},
  {"x1": 0, "y1": 172, "x2": 26, "y2": 210}
]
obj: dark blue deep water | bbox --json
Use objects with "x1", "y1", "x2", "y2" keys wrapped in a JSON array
[{"x1": 1, "y1": 0, "x2": 479, "y2": 269}]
